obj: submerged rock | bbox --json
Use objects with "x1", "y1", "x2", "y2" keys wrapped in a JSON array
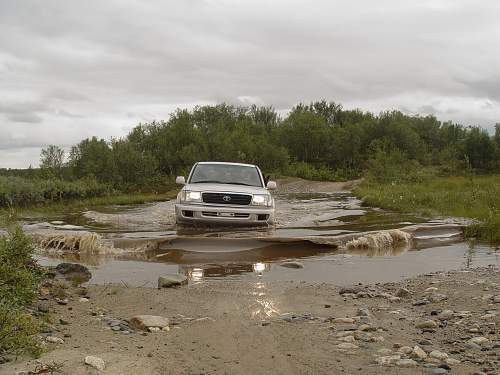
[
  {"x1": 280, "y1": 261, "x2": 304, "y2": 269},
  {"x1": 158, "y1": 274, "x2": 188, "y2": 288}
]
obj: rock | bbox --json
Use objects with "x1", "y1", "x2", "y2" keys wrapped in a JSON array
[
  {"x1": 375, "y1": 355, "x2": 401, "y2": 366},
  {"x1": 428, "y1": 293, "x2": 448, "y2": 303},
  {"x1": 280, "y1": 261, "x2": 304, "y2": 269},
  {"x1": 55, "y1": 263, "x2": 92, "y2": 282},
  {"x1": 415, "y1": 320, "x2": 438, "y2": 329},
  {"x1": 427, "y1": 369, "x2": 448, "y2": 375},
  {"x1": 85, "y1": 355, "x2": 105, "y2": 371},
  {"x1": 437, "y1": 310, "x2": 454, "y2": 321},
  {"x1": 111, "y1": 325, "x2": 121, "y2": 331},
  {"x1": 129, "y1": 315, "x2": 169, "y2": 331},
  {"x1": 493, "y1": 295, "x2": 500, "y2": 303},
  {"x1": 79, "y1": 297, "x2": 89, "y2": 303},
  {"x1": 336, "y1": 342, "x2": 358, "y2": 350},
  {"x1": 356, "y1": 307, "x2": 370, "y2": 317},
  {"x1": 46, "y1": 336, "x2": 64, "y2": 344},
  {"x1": 429, "y1": 350, "x2": 448, "y2": 360},
  {"x1": 157, "y1": 274, "x2": 188, "y2": 288},
  {"x1": 412, "y1": 345, "x2": 428, "y2": 359},
  {"x1": 395, "y1": 288, "x2": 411, "y2": 297},
  {"x1": 468, "y1": 336, "x2": 489, "y2": 346},
  {"x1": 396, "y1": 359, "x2": 417, "y2": 368},
  {"x1": 59, "y1": 318, "x2": 70, "y2": 325}
]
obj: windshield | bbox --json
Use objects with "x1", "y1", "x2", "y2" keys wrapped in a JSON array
[{"x1": 189, "y1": 164, "x2": 263, "y2": 187}]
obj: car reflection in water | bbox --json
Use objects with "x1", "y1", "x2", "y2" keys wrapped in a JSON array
[{"x1": 181, "y1": 261, "x2": 272, "y2": 281}]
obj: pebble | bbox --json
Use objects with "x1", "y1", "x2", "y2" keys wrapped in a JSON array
[
  {"x1": 468, "y1": 336, "x2": 489, "y2": 346},
  {"x1": 395, "y1": 287, "x2": 411, "y2": 297},
  {"x1": 437, "y1": 310, "x2": 454, "y2": 321},
  {"x1": 446, "y1": 358, "x2": 461, "y2": 365},
  {"x1": 377, "y1": 348, "x2": 393, "y2": 356},
  {"x1": 79, "y1": 297, "x2": 89, "y2": 303},
  {"x1": 129, "y1": 315, "x2": 169, "y2": 331},
  {"x1": 45, "y1": 336, "x2": 64, "y2": 344},
  {"x1": 396, "y1": 359, "x2": 417, "y2": 368},
  {"x1": 85, "y1": 355, "x2": 105, "y2": 371},
  {"x1": 427, "y1": 369, "x2": 448, "y2": 375},
  {"x1": 413, "y1": 299, "x2": 430, "y2": 306},
  {"x1": 356, "y1": 307, "x2": 370, "y2": 317},
  {"x1": 415, "y1": 320, "x2": 438, "y2": 329},
  {"x1": 428, "y1": 293, "x2": 448, "y2": 303},
  {"x1": 412, "y1": 345, "x2": 428, "y2": 359},
  {"x1": 429, "y1": 350, "x2": 448, "y2": 360},
  {"x1": 398, "y1": 346, "x2": 413, "y2": 355},
  {"x1": 336, "y1": 343, "x2": 358, "y2": 350},
  {"x1": 375, "y1": 355, "x2": 401, "y2": 366},
  {"x1": 332, "y1": 317, "x2": 355, "y2": 324}
]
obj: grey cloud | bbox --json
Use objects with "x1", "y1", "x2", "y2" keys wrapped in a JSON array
[
  {"x1": 6, "y1": 113, "x2": 43, "y2": 123},
  {"x1": 1, "y1": 0, "x2": 500, "y2": 167}
]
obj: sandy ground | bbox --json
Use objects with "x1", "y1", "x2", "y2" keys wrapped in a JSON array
[{"x1": 2, "y1": 267, "x2": 498, "y2": 375}]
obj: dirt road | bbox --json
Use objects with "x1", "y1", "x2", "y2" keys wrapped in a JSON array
[{"x1": 2, "y1": 267, "x2": 498, "y2": 375}]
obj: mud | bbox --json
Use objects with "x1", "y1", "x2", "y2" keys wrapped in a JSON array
[{"x1": 15, "y1": 178, "x2": 499, "y2": 286}]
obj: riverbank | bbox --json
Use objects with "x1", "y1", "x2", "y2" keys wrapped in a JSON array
[
  {"x1": 1, "y1": 266, "x2": 498, "y2": 375},
  {"x1": 354, "y1": 175, "x2": 500, "y2": 245}
]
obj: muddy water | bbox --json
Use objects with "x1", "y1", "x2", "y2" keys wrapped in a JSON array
[{"x1": 24, "y1": 190, "x2": 499, "y2": 286}]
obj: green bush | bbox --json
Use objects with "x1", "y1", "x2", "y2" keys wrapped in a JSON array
[{"x1": 0, "y1": 227, "x2": 42, "y2": 356}]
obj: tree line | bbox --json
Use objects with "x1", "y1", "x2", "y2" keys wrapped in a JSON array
[{"x1": 3, "y1": 100, "x2": 500, "y2": 190}]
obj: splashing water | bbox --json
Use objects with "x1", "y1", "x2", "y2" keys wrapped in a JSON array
[{"x1": 345, "y1": 229, "x2": 412, "y2": 251}]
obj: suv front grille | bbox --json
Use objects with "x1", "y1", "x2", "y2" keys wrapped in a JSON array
[{"x1": 202, "y1": 192, "x2": 252, "y2": 205}]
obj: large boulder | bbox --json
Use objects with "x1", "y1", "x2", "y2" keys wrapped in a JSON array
[
  {"x1": 129, "y1": 315, "x2": 169, "y2": 331},
  {"x1": 55, "y1": 263, "x2": 92, "y2": 282},
  {"x1": 158, "y1": 274, "x2": 188, "y2": 288}
]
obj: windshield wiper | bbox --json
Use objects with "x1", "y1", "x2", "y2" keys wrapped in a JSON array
[
  {"x1": 191, "y1": 180, "x2": 224, "y2": 184},
  {"x1": 192, "y1": 180, "x2": 257, "y2": 186}
]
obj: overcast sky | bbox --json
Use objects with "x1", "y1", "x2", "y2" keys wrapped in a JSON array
[{"x1": 1, "y1": 0, "x2": 499, "y2": 168}]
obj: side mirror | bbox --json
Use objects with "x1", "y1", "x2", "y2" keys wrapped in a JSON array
[
  {"x1": 266, "y1": 181, "x2": 277, "y2": 190},
  {"x1": 176, "y1": 176, "x2": 186, "y2": 185}
]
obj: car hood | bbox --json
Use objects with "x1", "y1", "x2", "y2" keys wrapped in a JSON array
[{"x1": 182, "y1": 183, "x2": 268, "y2": 195}]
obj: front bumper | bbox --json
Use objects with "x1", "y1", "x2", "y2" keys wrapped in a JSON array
[{"x1": 175, "y1": 203, "x2": 275, "y2": 226}]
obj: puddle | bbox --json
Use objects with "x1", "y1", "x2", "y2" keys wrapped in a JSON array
[{"x1": 18, "y1": 190, "x2": 498, "y2": 286}]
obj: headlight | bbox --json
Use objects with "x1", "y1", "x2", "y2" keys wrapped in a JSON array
[
  {"x1": 181, "y1": 190, "x2": 202, "y2": 202},
  {"x1": 252, "y1": 194, "x2": 272, "y2": 207}
]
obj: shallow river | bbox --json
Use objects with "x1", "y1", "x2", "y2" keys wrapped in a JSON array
[{"x1": 23, "y1": 189, "x2": 499, "y2": 286}]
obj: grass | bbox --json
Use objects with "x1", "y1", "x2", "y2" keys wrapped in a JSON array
[
  {"x1": 0, "y1": 227, "x2": 43, "y2": 357},
  {"x1": 354, "y1": 174, "x2": 500, "y2": 245}
]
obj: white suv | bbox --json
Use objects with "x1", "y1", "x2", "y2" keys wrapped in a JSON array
[{"x1": 175, "y1": 162, "x2": 276, "y2": 226}]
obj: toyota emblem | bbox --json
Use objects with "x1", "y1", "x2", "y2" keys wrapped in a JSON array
[{"x1": 222, "y1": 195, "x2": 231, "y2": 202}]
